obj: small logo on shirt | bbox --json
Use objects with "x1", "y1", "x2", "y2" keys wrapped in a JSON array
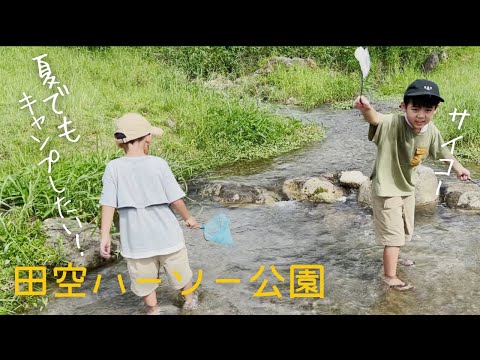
[{"x1": 424, "y1": 86, "x2": 432, "y2": 90}]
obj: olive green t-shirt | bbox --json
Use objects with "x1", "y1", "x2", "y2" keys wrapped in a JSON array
[{"x1": 368, "y1": 113, "x2": 451, "y2": 196}]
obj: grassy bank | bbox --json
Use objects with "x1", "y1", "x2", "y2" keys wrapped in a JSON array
[{"x1": 0, "y1": 47, "x2": 323, "y2": 313}]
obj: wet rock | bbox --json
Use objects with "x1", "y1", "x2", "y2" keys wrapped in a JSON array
[
  {"x1": 339, "y1": 171, "x2": 369, "y2": 189},
  {"x1": 357, "y1": 179, "x2": 372, "y2": 206},
  {"x1": 457, "y1": 191, "x2": 480, "y2": 210},
  {"x1": 414, "y1": 165, "x2": 439, "y2": 205},
  {"x1": 201, "y1": 183, "x2": 223, "y2": 197},
  {"x1": 43, "y1": 217, "x2": 119, "y2": 270},
  {"x1": 321, "y1": 172, "x2": 336, "y2": 181},
  {"x1": 444, "y1": 182, "x2": 479, "y2": 208},
  {"x1": 200, "y1": 182, "x2": 281, "y2": 205},
  {"x1": 283, "y1": 177, "x2": 344, "y2": 203},
  {"x1": 415, "y1": 201, "x2": 438, "y2": 214}
]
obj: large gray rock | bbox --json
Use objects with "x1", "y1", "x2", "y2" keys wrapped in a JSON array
[
  {"x1": 358, "y1": 179, "x2": 372, "y2": 206},
  {"x1": 457, "y1": 191, "x2": 480, "y2": 210},
  {"x1": 283, "y1": 177, "x2": 344, "y2": 203},
  {"x1": 199, "y1": 182, "x2": 281, "y2": 205},
  {"x1": 43, "y1": 217, "x2": 119, "y2": 270},
  {"x1": 414, "y1": 165, "x2": 439, "y2": 205}
]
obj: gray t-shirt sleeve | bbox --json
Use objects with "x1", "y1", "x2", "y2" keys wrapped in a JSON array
[
  {"x1": 161, "y1": 161, "x2": 186, "y2": 203},
  {"x1": 99, "y1": 163, "x2": 117, "y2": 207}
]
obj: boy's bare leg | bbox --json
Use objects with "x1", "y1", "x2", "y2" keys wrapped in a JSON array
[
  {"x1": 143, "y1": 291, "x2": 159, "y2": 314},
  {"x1": 182, "y1": 281, "x2": 194, "y2": 302},
  {"x1": 181, "y1": 281, "x2": 199, "y2": 310},
  {"x1": 383, "y1": 246, "x2": 406, "y2": 286}
]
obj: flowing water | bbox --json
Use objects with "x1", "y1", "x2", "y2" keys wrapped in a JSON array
[{"x1": 38, "y1": 104, "x2": 480, "y2": 315}]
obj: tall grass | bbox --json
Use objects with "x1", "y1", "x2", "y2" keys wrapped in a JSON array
[
  {"x1": 244, "y1": 64, "x2": 359, "y2": 110},
  {"x1": 0, "y1": 208, "x2": 63, "y2": 314}
]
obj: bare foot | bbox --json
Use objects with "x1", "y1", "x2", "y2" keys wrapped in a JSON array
[{"x1": 383, "y1": 276, "x2": 414, "y2": 291}]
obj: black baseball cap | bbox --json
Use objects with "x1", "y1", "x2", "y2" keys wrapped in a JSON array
[{"x1": 404, "y1": 79, "x2": 444, "y2": 102}]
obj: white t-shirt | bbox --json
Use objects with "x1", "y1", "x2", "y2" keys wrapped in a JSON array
[{"x1": 99, "y1": 155, "x2": 186, "y2": 258}]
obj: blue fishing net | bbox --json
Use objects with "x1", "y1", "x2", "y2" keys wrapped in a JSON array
[{"x1": 201, "y1": 213, "x2": 233, "y2": 246}]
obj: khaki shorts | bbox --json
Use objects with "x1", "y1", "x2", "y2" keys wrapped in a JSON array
[
  {"x1": 372, "y1": 193, "x2": 415, "y2": 247},
  {"x1": 125, "y1": 247, "x2": 193, "y2": 297}
]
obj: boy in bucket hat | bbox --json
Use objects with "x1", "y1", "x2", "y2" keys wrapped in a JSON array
[
  {"x1": 99, "y1": 113, "x2": 200, "y2": 313},
  {"x1": 354, "y1": 79, "x2": 471, "y2": 291}
]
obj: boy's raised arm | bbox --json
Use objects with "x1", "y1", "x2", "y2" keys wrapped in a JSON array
[{"x1": 354, "y1": 95, "x2": 381, "y2": 126}]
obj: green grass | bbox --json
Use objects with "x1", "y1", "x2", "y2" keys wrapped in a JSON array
[
  {"x1": 244, "y1": 64, "x2": 359, "y2": 110},
  {"x1": 0, "y1": 208, "x2": 63, "y2": 314},
  {"x1": 0, "y1": 46, "x2": 324, "y2": 313}
]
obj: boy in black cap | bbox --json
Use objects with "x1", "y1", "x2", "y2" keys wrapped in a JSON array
[{"x1": 354, "y1": 79, "x2": 471, "y2": 291}]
